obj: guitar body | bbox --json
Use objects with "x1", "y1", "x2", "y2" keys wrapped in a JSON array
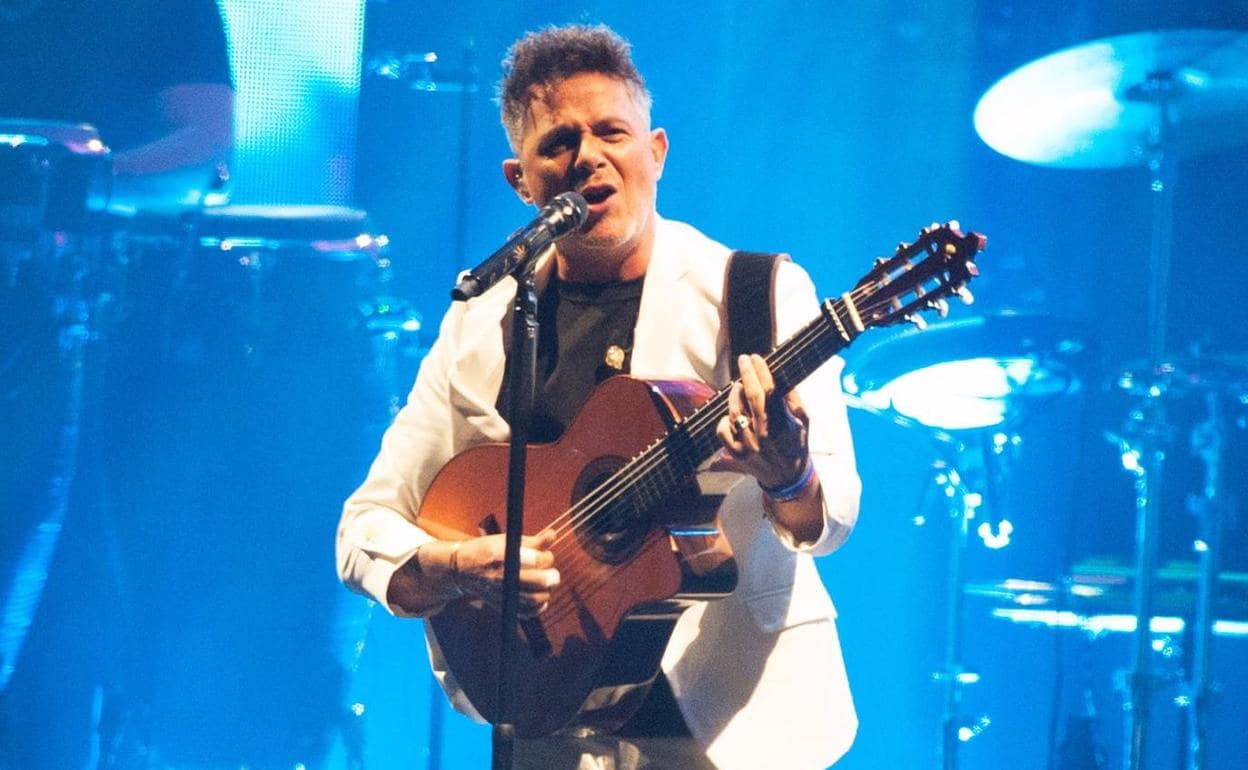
[{"x1": 419, "y1": 375, "x2": 738, "y2": 737}]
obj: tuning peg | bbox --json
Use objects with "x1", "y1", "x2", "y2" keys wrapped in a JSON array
[
  {"x1": 955, "y1": 285, "x2": 975, "y2": 305},
  {"x1": 929, "y1": 298, "x2": 949, "y2": 318},
  {"x1": 906, "y1": 313, "x2": 929, "y2": 330}
]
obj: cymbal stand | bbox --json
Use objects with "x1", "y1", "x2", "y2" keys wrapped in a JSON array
[
  {"x1": 1183, "y1": 389, "x2": 1228, "y2": 770},
  {"x1": 930, "y1": 430, "x2": 1012, "y2": 770},
  {"x1": 1122, "y1": 76, "x2": 1178, "y2": 770},
  {"x1": 1116, "y1": 391, "x2": 1169, "y2": 770},
  {"x1": 931, "y1": 452, "x2": 973, "y2": 770}
]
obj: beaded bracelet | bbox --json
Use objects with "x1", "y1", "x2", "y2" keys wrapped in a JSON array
[{"x1": 759, "y1": 455, "x2": 815, "y2": 503}]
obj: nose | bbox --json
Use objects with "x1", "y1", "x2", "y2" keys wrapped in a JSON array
[{"x1": 572, "y1": 134, "x2": 607, "y2": 179}]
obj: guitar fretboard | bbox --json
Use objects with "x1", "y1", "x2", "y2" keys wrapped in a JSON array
[{"x1": 587, "y1": 294, "x2": 862, "y2": 523}]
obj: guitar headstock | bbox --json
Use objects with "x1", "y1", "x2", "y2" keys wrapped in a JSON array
[{"x1": 852, "y1": 221, "x2": 985, "y2": 332}]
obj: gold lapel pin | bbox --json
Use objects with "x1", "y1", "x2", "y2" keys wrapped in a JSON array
[{"x1": 603, "y1": 344, "x2": 627, "y2": 371}]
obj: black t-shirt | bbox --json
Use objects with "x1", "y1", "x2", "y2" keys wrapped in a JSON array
[
  {"x1": 498, "y1": 275, "x2": 645, "y2": 443},
  {"x1": 497, "y1": 275, "x2": 697, "y2": 740},
  {"x1": 0, "y1": 0, "x2": 232, "y2": 151}
]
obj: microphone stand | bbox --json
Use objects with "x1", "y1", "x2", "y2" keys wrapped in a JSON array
[{"x1": 492, "y1": 266, "x2": 540, "y2": 770}]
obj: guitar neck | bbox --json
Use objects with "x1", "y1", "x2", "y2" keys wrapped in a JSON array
[
  {"x1": 612, "y1": 295, "x2": 863, "y2": 514},
  {"x1": 581, "y1": 222, "x2": 984, "y2": 520}
]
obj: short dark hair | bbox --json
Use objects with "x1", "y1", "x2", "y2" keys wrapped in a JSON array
[{"x1": 498, "y1": 24, "x2": 651, "y2": 150}]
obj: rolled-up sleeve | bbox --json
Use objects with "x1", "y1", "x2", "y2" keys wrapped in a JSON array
[{"x1": 336, "y1": 307, "x2": 462, "y2": 617}]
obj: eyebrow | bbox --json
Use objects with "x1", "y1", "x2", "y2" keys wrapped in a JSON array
[{"x1": 536, "y1": 124, "x2": 579, "y2": 152}]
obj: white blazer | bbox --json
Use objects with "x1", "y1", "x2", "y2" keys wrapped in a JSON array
[{"x1": 338, "y1": 216, "x2": 862, "y2": 769}]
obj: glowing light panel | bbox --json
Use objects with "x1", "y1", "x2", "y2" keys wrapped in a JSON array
[{"x1": 219, "y1": 0, "x2": 365, "y2": 204}]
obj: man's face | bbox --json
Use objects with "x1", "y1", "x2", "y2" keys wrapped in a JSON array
[{"x1": 503, "y1": 72, "x2": 668, "y2": 280}]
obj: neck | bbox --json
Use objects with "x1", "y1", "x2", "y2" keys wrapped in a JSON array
[{"x1": 555, "y1": 213, "x2": 656, "y2": 285}]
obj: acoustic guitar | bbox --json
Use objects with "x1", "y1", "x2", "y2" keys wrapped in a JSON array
[{"x1": 417, "y1": 222, "x2": 985, "y2": 736}]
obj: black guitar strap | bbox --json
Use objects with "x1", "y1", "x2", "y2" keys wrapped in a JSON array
[{"x1": 726, "y1": 250, "x2": 784, "y2": 378}]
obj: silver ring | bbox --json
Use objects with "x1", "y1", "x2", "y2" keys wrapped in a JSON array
[{"x1": 732, "y1": 415, "x2": 751, "y2": 435}]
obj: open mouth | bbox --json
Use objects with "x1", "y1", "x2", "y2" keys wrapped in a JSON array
[{"x1": 579, "y1": 185, "x2": 615, "y2": 206}]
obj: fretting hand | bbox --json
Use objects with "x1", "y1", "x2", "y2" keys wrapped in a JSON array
[{"x1": 715, "y1": 354, "x2": 810, "y2": 488}]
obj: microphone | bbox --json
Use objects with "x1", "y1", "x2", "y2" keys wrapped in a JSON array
[{"x1": 451, "y1": 191, "x2": 589, "y2": 301}]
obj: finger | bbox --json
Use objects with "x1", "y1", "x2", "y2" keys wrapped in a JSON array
[
  {"x1": 717, "y1": 418, "x2": 743, "y2": 459},
  {"x1": 517, "y1": 546, "x2": 555, "y2": 569},
  {"x1": 727, "y1": 380, "x2": 745, "y2": 423},
  {"x1": 750, "y1": 353, "x2": 775, "y2": 392},
  {"x1": 526, "y1": 529, "x2": 557, "y2": 548},
  {"x1": 721, "y1": 383, "x2": 749, "y2": 450},
  {"x1": 752, "y1": 353, "x2": 796, "y2": 439},
  {"x1": 737, "y1": 355, "x2": 768, "y2": 443},
  {"x1": 518, "y1": 546, "x2": 541, "y2": 568},
  {"x1": 784, "y1": 389, "x2": 810, "y2": 430},
  {"x1": 519, "y1": 566, "x2": 561, "y2": 590},
  {"x1": 521, "y1": 530, "x2": 557, "y2": 568}
]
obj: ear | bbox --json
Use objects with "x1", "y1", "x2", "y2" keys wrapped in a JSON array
[
  {"x1": 649, "y1": 127, "x2": 669, "y2": 180},
  {"x1": 502, "y1": 159, "x2": 532, "y2": 203}
]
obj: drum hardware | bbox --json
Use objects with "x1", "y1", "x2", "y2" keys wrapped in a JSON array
[
  {"x1": 0, "y1": 121, "x2": 123, "y2": 710},
  {"x1": 0, "y1": 120, "x2": 112, "y2": 235},
  {"x1": 925, "y1": 452, "x2": 995, "y2": 770},
  {"x1": 975, "y1": 29, "x2": 1248, "y2": 770},
  {"x1": 1168, "y1": 377, "x2": 1233, "y2": 770},
  {"x1": 843, "y1": 312, "x2": 1087, "y2": 770},
  {"x1": 0, "y1": 231, "x2": 96, "y2": 702},
  {"x1": 357, "y1": 295, "x2": 425, "y2": 420},
  {"x1": 365, "y1": 49, "x2": 480, "y2": 94},
  {"x1": 180, "y1": 204, "x2": 396, "y2": 367},
  {"x1": 1101, "y1": 354, "x2": 1246, "y2": 770},
  {"x1": 967, "y1": 565, "x2": 1248, "y2": 631},
  {"x1": 361, "y1": 36, "x2": 479, "y2": 312}
]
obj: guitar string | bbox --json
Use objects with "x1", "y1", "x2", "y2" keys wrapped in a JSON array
[
  {"x1": 543, "y1": 258, "x2": 970, "y2": 599},
  {"x1": 552, "y1": 318, "x2": 818, "y2": 545},
  {"x1": 536, "y1": 268, "x2": 913, "y2": 600},
  {"x1": 529, "y1": 243, "x2": 962, "y2": 612},
  {"x1": 535, "y1": 246, "x2": 965, "y2": 626},
  {"x1": 535, "y1": 305, "x2": 841, "y2": 605},
  {"x1": 532, "y1": 322, "x2": 825, "y2": 625},
  {"x1": 548, "y1": 271, "x2": 890, "y2": 545},
  {"x1": 528, "y1": 240, "x2": 975, "y2": 631}
]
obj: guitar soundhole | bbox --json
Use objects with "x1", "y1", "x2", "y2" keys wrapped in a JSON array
[{"x1": 572, "y1": 457, "x2": 651, "y2": 566}]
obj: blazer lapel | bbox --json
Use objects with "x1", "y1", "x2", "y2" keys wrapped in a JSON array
[{"x1": 632, "y1": 222, "x2": 696, "y2": 379}]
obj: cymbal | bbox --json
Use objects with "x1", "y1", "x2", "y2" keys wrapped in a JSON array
[
  {"x1": 840, "y1": 313, "x2": 1088, "y2": 431},
  {"x1": 974, "y1": 29, "x2": 1248, "y2": 168}
]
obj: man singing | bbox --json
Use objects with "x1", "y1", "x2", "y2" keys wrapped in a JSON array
[{"x1": 338, "y1": 23, "x2": 861, "y2": 769}]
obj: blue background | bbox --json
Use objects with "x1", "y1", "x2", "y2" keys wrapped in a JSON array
[{"x1": 3, "y1": 1, "x2": 1247, "y2": 769}]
